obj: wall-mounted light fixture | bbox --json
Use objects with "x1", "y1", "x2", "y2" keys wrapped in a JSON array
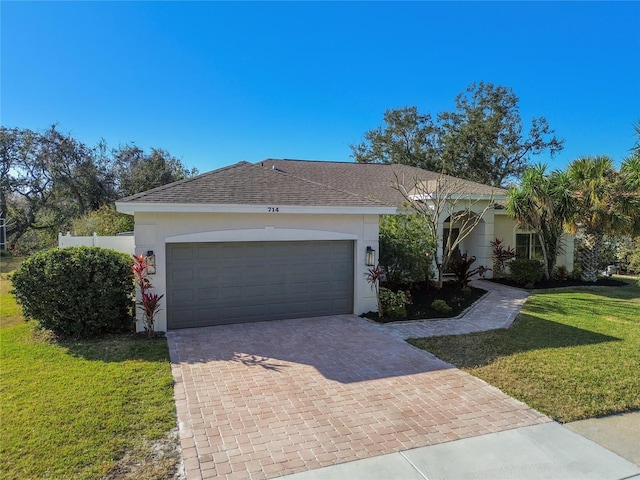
[
  {"x1": 146, "y1": 250, "x2": 156, "y2": 275},
  {"x1": 365, "y1": 246, "x2": 375, "y2": 267}
]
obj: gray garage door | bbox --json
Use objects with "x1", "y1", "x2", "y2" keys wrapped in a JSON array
[{"x1": 166, "y1": 240, "x2": 354, "y2": 329}]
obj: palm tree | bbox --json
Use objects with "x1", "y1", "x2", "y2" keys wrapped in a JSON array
[
  {"x1": 566, "y1": 156, "x2": 639, "y2": 282},
  {"x1": 506, "y1": 164, "x2": 574, "y2": 280}
]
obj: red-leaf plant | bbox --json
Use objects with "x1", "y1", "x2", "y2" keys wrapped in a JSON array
[
  {"x1": 490, "y1": 238, "x2": 516, "y2": 279},
  {"x1": 364, "y1": 265, "x2": 386, "y2": 318},
  {"x1": 132, "y1": 253, "x2": 164, "y2": 338}
]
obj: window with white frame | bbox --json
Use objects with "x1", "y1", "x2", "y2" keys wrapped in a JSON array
[{"x1": 516, "y1": 233, "x2": 543, "y2": 260}]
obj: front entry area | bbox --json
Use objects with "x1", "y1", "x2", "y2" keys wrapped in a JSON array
[{"x1": 166, "y1": 240, "x2": 354, "y2": 329}]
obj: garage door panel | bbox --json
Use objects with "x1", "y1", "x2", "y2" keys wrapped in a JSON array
[
  {"x1": 195, "y1": 244, "x2": 222, "y2": 259},
  {"x1": 169, "y1": 267, "x2": 196, "y2": 283},
  {"x1": 166, "y1": 241, "x2": 354, "y2": 329},
  {"x1": 220, "y1": 304, "x2": 263, "y2": 320},
  {"x1": 197, "y1": 268, "x2": 220, "y2": 281},
  {"x1": 170, "y1": 245, "x2": 195, "y2": 260},
  {"x1": 192, "y1": 308, "x2": 222, "y2": 324},
  {"x1": 170, "y1": 288, "x2": 195, "y2": 305},
  {"x1": 196, "y1": 286, "x2": 218, "y2": 300},
  {"x1": 219, "y1": 286, "x2": 246, "y2": 300}
]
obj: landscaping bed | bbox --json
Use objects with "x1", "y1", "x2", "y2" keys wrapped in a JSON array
[
  {"x1": 488, "y1": 276, "x2": 628, "y2": 289},
  {"x1": 363, "y1": 281, "x2": 487, "y2": 323}
]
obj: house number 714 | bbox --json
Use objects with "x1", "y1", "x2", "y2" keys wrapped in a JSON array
[{"x1": 268, "y1": 207, "x2": 280, "y2": 212}]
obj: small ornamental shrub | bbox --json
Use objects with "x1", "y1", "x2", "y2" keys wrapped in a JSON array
[
  {"x1": 379, "y1": 287, "x2": 412, "y2": 319},
  {"x1": 491, "y1": 238, "x2": 516, "y2": 279},
  {"x1": 364, "y1": 265, "x2": 386, "y2": 318},
  {"x1": 508, "y1": 258, "x2": 545, "y2": 287},
  {"x1": 430, "y1": 299, "x2": 452, "y2": 314},
  {"x1": 449, "y1": 251, "x2": 482, "y2": 289},
  {"x1": 132, "y1": 253, "x2": 164, "y2": 338},
  {"x1": 11, "y1": 247, "x2": 133, "y2": 337},
  {"x1": 552, "y1": 265, "x2": 570, "y2": 281}
]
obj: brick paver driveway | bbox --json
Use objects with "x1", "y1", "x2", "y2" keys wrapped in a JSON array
[{"x1": 167, "y1": 315, "x2": 549, "y2": 480}]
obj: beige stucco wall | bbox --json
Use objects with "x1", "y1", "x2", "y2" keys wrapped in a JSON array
[
  {"x1": 493, "y1": 212, "x2": 574, "y2": 272},
  {"x1": 133, "y1": 211, "x2": 380, "y2": 331},
  {"x1": 435, "y1": 200, "x2": 496, "y2": 276},
  {"x1": 494, "y1": 213, "x2": 516, "y2": 248}
]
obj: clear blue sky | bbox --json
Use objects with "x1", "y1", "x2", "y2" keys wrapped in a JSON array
[{"x1": 2, "y1": 1, "x2": 639, "y2": 174}]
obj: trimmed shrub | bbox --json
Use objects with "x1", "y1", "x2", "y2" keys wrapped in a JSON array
[
  {"x1": 11, "y1": 247, "x2": 134, "y2": 337},
  {"x1": 379, "y1": 287, "x2": 411, "y2": 319},
  {"x1": 430, "y1": 299, "x2": 452, "y2": 314},
  {"x1": 508, "y1": 258, "x2": 545, "y2": 287}
]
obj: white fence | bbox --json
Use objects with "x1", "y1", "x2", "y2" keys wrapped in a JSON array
[{"x1": 58, "y1": 232, "x2": 135, "y2": 255}]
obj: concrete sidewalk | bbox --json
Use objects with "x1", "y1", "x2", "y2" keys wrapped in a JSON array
[
  {"x1": 566, "y1": 411, "x2": 640, "y2": 467},
  {"x1": 280, "y1": 422, "x2": 640, "y2": 480}
]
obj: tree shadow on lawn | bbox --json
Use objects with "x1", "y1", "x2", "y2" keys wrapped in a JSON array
[
  {"x1": 61, "y1": 333, "x2": 171, "y2": 363},
  {"x1": 408, "y1": 313, "x2": 621, "y2": 369}
]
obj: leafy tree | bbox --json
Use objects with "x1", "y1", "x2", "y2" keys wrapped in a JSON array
[
  {"x1": 566, "y1": 156, "x2": 640, "y2": 282},
  {"x1": 379, "y1": 213, "x2": 435, "y2": 286},
  {"x1": 351, "y1": 82, "x2": 564, "y2": 187},
  {"x1": 1, "y1": 127, "x2": 58, "y2": 249},
  {"x1": 71, "y1": 204, "x2": 134, "y2": 236},
  {"x1": 506, "y1": 164, "x2": 574, "y2": 280},
  {"x1": 41, "y1": 126, "x2": 118, "y2": 217},
  {"x1": 439, "y1": 82, "x2": 564, "y2": 186},
  {"x1": 351, "y1": 107, "x2": 442, "y2": 172},
  {"x1": 114, "y1": 145, "x2": 198, "y2": 197},
  {"x1": 1, "y1": 125, "x2": 197, "y2": 251}
]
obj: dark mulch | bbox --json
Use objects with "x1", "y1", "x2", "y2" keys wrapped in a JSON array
[
  {"x1": 363, "y1": 281, "x2": 487, "y2": 324},
  {"x1": 488, "y1": 277, "x2": 628, "y2": 290}
]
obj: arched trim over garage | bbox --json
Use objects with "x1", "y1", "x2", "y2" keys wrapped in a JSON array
[{"x1": 166, "y1": 227, "x2": 358, "y2": 244}]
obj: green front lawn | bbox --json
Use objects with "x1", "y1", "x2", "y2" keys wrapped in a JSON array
[
  {"x1": 0, "y1": 259, "x2": 179, "y2": 480},
  {"x1": 409, "y1": 280, "x2": 640, "y2": 423}
]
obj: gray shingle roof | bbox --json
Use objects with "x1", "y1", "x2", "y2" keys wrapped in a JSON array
[
  {"x1": 118, "y1": 161, "x2": 388, "y2": 207},
  {"x1": 118, "y1": 159, "x2": 507, "y2": 209},
  {"x1": 259, "y1": 159, "x2": 507, "y2": 207}
]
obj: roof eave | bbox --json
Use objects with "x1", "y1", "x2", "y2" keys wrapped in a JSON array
[
  {"x1": 408, "y1": 192, "x2": 506, "y2": 202},
  {"x1": 115, "y1": 201, "x2": 397, "y2": 215}
]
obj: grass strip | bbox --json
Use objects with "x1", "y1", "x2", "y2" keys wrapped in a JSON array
[{"x1": 0, "y1": 256, "x2": 178, "y2": 480}]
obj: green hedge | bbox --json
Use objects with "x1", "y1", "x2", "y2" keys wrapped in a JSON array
[
  {"x1": 508, "y1": 258, "x2": 545, "y2": 287},
  {"x1": 11, "y1": 247, "x2": 134, "y2": 337}
]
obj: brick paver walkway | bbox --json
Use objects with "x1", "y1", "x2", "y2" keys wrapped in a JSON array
[
  {"x1": 167, "y1": 281, "x2": 547, "y2": 480},
  {"x1": 380, "y1": 279, "x2": 530, "y2": 339}
]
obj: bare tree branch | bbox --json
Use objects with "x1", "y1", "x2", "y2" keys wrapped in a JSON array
[{"x1": 393, "y1": 172, "x2": 494, "y2": 287}]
